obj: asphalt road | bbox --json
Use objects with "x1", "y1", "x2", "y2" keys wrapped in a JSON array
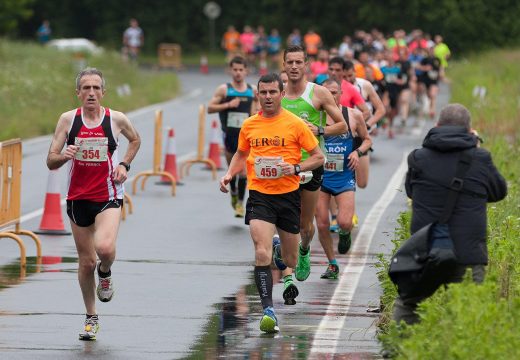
[{"x1": 0, "y1": 68, "x2": 449, "y2": 359}]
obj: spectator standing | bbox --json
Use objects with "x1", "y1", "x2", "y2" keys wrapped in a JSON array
[
  {"x1": 37, "y1": 20, "x2": 52, "y2": 44},
  {"x1": 123, "y1": 18, "x2": 144, "y2": 62}
]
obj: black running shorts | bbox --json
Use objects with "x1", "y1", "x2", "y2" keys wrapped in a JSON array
[
  {"x1": 299, "y1": 165, "x2": 324, "y2": 192},
  {"x1": 223, "y1": 131, "x2": 239, "y2": 153},
  {"x1": 245, "y1": 190, "x2": 300, "y2": 234},
  {"x1": 67, "y1": 199, "x2": 123, "y2": 227}
]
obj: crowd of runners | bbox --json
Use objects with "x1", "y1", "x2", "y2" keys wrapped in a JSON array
[
  {"x1": 212, "y1": 27, "x2": 451, "y2": 333},
  {"x1": 221, "y1": 26, "x2": 451, "y2": 138},
  {"x1": 48, "y1": 26, "x2": 452, "y2": 339}
]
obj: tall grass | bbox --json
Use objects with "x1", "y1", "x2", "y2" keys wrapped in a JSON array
[
  {"x1": 448, "y1": 49, "x2": 520, "y2": 142},
  {"x1": 0, "y1": 39, "x2": 179, "y2": 140},
  {"x1": 377, "y1": 48, "x2": 520, "y2": 358}
]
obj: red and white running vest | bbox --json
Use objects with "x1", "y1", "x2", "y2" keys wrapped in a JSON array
[{"x1": 66, "y1": 107, "x2": 123, "y2": 201}]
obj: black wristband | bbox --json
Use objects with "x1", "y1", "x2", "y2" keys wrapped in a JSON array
[
  {"x1": 318, "y1": 126, "x2": 325, "y2": 136},
  {"x1": 119, "y1": 162, "x2": 130, "y2": 171}
]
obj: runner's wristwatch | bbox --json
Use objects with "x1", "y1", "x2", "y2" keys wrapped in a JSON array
[
  {"x1": 119, "y1": 162, "x2": 130, "y2": 171},
  {"x1": 294, "y1": 164, "x2": 301, "y2": 175}
]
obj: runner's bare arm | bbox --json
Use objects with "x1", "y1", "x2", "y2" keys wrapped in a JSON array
[
  {"x1": 220, "y1": 149, "x2": 248, "y2": 192},
  {"x1": 47, "y1": 111, "x2": 77, "y2": 170},
  {"x1": 365, "y1": 82, "x2": 385, "y2": 128},
  {"x1": 315, "y1": 85, "x2": 347, "y2": 136},
  {"x1": 356, "y1": 102, "x2": 371, "y2": 122},
  {"x1": 112, "y1": 112, "x2": 141, "y2": 183},
  {"x1": 300, "y1": 145, "x2": 325, "y2": 172},
  {"x1": 207, "y1": 84, "x2": 229, "y2": 113},
  {"x1": 347, "y1": 108, "x2": 372, "y2": 170},
  {"x1": 277, "y1": 145, "x2": 324, "y2": 176},
  {"x1": 352, "y1": 109, "x2": 372, "y2": 155}
]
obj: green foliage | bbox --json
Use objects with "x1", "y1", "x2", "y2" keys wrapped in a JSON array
[
  {"x1": 0, "y1": 39, "x2": 179, "y2": 140},
  {"x1": 10, "y1": 1, "x2": 520, "y2": 55},
  {"x1": 375, "y1": 211, "x2": 411, "y2": 328},
  {"x1": 0, "y1": 0, "x2": 34, "y2": 34},
  {"x1": 397, "y1": 283, "x2": 520, "y2": 359},
  {"x1": 377, "y1": 49, "x2": 520, "y2": 359},
  {"x1": 448, "y1": 49, "x2": 520, "y2": 142}
]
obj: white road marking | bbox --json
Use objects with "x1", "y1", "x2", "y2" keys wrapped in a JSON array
[{"x1": 310, "y1": 153, "x2": 408, "y2": 355}]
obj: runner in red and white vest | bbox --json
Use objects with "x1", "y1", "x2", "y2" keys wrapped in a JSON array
[
  {"x1": 46, "y1": 68, "x2": 141, "y2": 341},
  {"x1": 66, "y1": 106, "x2": 123, "y2": 201}
]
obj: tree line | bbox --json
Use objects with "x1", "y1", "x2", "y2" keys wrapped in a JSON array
[{"x1": 3, "y1": 0, "x2": 520, "y2": 54}]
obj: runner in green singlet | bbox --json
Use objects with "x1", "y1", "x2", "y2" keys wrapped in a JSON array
[{"x1": 276, "y1": 45, "x2": 347, "y2": 283}]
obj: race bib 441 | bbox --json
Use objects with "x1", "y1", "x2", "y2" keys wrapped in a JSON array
[{"x1": 324, "y1": 153, "x2": 344, "y2": 172}]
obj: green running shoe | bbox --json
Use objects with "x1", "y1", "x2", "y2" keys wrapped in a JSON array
[
  {"x1": 320, "y1": 264, "x2": 339, "y2": 279},
  {"x1": 338, "y1": 230, "x2": 352, "y2": 254},
  {"x1": 259, "y1": 306, "x2": 279, "y2": 333},
  {"x1": 231, "y1": 193, "x2": 238, "y2": 210},
  {"x1": 234, "y1": 202, "x2": 245, "y2": 218},
  {"x1": 295, "y1": 244, "x2": 311, "y2": 281},
  {"x1": 283, "y1": 278, "x2": 299, "y2": 305},
  {"x1": 79, "y1": 315, "x2": 99, "y2": 341}
]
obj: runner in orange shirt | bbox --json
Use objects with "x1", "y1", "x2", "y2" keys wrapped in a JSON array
[
  {"x1": 221, "y1": 25, "x2": 241, "y2": 61},
  {"x1": 354, "y1": 49, "x2": 384, "y2": 82},
  {"x1": 220, "y1": 73, "x2": 324, "y2": 333},
  {"x1": 303, "y1": 28, "x2": 322, "y2": 60}
]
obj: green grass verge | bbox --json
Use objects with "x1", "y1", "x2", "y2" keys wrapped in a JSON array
[
  {"x1": 0, "y1": 39, "x2": 180, "y2": 140},
  {"x1": 377, "y1": 48, "x2": 520, "y2": 358}
]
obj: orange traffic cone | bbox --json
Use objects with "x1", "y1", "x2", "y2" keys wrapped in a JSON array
[
  {"x1": 35, "y1": 169, "x2": 71, "y2": 235},
  {"x1": 200, "y1": 55, "x2": 209, "y2": 74},
  {"x1": 158, "y1": 128, "x2": 182, "y2": 185},
  {"x1": 207, "y1": 120, "x2": 223, "y2": 170}
]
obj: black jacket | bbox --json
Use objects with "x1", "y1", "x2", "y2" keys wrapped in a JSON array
[{"x1": 405, "y1": 126, "x2": 507, "y2": 264}]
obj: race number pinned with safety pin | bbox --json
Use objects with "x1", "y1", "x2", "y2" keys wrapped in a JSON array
[
  {"x1": 74, "y1": 137, "x2": 108, "y2": 162},
  {"x1": 324, "y1": 153, "x2": 344, "y2": 172},
  {"x1": 254, "y1": 156, "x2": 283, "y2": 179}
]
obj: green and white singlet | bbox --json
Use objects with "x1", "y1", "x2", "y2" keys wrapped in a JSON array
[{"x1": 281, "y1": 82, "x2": 326, "y2": 160}]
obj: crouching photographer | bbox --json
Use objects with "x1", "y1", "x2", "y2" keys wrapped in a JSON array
[{"x1": 390, "y1": 103, "x2": 507, "y2": 325}]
